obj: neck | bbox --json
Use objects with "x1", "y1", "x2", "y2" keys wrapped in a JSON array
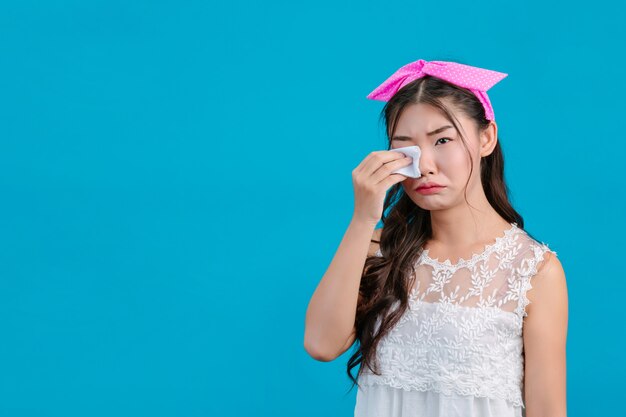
[{"x1": 427, "y1": 187, "x2": 511, "y2": 248}]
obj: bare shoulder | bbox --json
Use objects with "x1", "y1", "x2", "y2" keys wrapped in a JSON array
[{"x1": 525, "y1": 250, "x2": 567, "y2": 316}]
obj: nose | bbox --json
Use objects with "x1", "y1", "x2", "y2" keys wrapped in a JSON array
[{"x1": 417, "y1": 146, "x2": 436, "y2": 176}]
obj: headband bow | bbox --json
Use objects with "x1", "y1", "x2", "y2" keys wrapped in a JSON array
[{"x1": 366, "y1": 59, "x2": 508, "y2": 121}]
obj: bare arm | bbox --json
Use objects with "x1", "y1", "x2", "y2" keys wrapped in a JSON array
[
  {"x1": 523, "y1": 251, "x2": 569, "y2": 417},
  {"x1": 303, "y1": 219, "x2": 382, "y2": 362},
  {"x1": 304, "y1": 150, "x2": 411, "y2": 362}
]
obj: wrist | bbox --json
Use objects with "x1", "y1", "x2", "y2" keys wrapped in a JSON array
[{"x1": 350, "y1": 215, "x2": 379, "y2": 230}]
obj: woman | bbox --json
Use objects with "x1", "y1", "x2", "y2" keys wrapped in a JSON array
[{"x1": 304, "y1": 59, "x2": 568, "y2": 417}]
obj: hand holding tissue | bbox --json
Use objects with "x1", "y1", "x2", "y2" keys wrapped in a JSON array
[{"x1": 389, "y1": 145, "x2": 421, "y2": 178}]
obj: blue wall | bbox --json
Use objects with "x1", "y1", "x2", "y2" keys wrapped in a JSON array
[{"x1": 0, "y1": 0, "x2": 623, "y2": 416}]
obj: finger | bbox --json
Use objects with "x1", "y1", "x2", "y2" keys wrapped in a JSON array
[{"x1": 361, "y1": 150, "x2": 408, "y2": 177}]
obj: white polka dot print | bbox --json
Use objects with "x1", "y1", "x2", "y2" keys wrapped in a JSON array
[{"x1": 366, "y1": 59, "x2": 508, "y2": 121}]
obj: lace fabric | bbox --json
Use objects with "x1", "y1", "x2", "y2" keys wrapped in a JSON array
[{"x1": 357, "y1": 222, "x2": 557, "y2": 412}]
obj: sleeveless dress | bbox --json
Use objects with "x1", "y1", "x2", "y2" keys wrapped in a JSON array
[{"x1": 354, "y1": 222, "x2": 557, "y2": 417}]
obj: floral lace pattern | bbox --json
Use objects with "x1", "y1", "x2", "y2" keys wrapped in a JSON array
[{"x1": 360, "y1": 223, "x2": 557, "y2": 409}]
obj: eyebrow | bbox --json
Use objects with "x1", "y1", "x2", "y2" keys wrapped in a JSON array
[{"x1": 391, "y1": 125, "x2": 454, "y2": 141}]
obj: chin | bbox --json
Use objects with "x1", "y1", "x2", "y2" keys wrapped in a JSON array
[{"x1": 405, "y1": 192, "x2": 450, "y2": 209}]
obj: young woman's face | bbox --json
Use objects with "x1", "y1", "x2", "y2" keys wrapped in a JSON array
[{"x1": 390, "y1": 101, "x2": 490, "y2": 211}]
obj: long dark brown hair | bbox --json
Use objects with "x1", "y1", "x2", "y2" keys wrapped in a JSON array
[{"x1": 344, "y1": 73, "x2": 542, "y2": 394}]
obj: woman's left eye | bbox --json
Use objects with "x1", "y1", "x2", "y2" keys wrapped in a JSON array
[{"x1": 436, "y1": 137, "x2": 452, "y2": 145}]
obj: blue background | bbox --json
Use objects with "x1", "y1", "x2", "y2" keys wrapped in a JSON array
[{"x1": 0, "y1": 0, "x2": 623, "y2": 416}]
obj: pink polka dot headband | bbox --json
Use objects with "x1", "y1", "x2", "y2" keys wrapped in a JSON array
[{"x1": 366, "y1": 59, "x2": 508, "y2": 121}]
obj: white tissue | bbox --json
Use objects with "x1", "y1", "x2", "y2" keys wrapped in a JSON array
[{"x1": 389, "y1": 145, "x2": 421, "y2": 178}]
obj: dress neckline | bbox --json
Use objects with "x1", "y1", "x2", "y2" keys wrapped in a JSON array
[{"x1": 420, "y1": 222, "x2": 519, "y2": 269}]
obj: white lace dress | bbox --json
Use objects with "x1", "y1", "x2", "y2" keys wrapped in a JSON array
[{"x1": 354, "y1": 222, "x2": 557, "y2": 417}]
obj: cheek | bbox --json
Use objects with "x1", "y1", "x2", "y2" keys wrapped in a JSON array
[{"x1": 438, "y1": 147, "x2": 472, "y2": 176}]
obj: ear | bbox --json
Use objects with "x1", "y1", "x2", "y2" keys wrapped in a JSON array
[{"x1": 479, "y1": 121, "x2": 498, "y2": 157}]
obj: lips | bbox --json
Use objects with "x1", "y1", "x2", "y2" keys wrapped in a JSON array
[{"x1": 415, "y1": 182, "x2": 443, "y2": 191}]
